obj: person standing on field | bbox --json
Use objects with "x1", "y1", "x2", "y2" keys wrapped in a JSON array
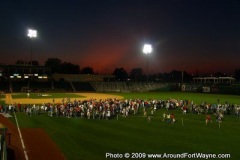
[{"x1": 205, "y1": 114, "x2": 212, "y2": 125}]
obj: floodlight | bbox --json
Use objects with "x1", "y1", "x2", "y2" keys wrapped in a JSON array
[
  {"x1": 142, "y1": 43, "x2": 152, "y2": 82},
  {"x1": 27, "y1": 29, "x2": 37, "y2": 68},
  {"x1": 27, "y1": 29, "x2": 37, "y2": 38},
  {"x1": 143, "y1": 44, "x2": 152, "y2": 54}
]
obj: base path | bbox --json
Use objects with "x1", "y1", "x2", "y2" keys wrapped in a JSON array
[
  {"x1": 5, "y1": 94, "x2": 13, "y2": 104},
  {"x1": 5, "y1": 93, "x2": 124, "y2": 104}
]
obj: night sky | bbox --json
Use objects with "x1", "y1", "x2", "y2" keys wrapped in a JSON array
[{"x1": 1, "y1": 0, "x2": 240, "y2": 74}]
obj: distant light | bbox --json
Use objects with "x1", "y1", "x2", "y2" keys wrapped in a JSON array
[
  {"x1": 27, "y1": 29, "x2": 37, "y2": 38},
  {"x1": 24, "y1": 76, "x2": 29, "y2": 79},
  {"x1": 143, "y1": 44, "x2": 152, "y2": 54}
]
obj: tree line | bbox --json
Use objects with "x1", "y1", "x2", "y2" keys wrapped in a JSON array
[{"x1": 15, "y1": 58, "x2": 93, "y2": 74}]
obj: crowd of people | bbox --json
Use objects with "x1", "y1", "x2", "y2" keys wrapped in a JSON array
[{"x1": 1, "y1": 97, "x2": 240, "y2": 122}]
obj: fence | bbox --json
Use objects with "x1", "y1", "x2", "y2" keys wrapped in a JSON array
[{"x1": 0, "y1": 124, "x2": 7, "y2": 160}]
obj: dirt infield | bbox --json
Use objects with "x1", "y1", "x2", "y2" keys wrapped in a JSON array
[{"x1": 5, "y1": 93, "x2": 124, "y2": 104}]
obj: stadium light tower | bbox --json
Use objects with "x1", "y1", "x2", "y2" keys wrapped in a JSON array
[
  {"x1": 143, "y1": 44, "x2": 152, "y2": 82},
  {"x1": 27, "y1": 29, "x2": 37, "y2": 67}
]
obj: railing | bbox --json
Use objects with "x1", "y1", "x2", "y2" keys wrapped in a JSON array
[{"x1": 0, "y1": 125, "x2": 7, "y2": 160}]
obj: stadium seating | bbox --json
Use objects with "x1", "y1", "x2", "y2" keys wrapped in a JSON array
[
  {"x1": 53, "y1": 81, "x2": 73, "y2": 92},
  {"x1": 11, "y1": 80, "x2": 29, "y2": 92},
  {"x1": 72, "y1": 82, "x2": 95, "y2": 92},
  {"x1": 29, "y1": 81, "x2": 52, "y2": 92},
  {"x1": 91, "y1": 82, "x2": 168, "y2": 92},
  {"x1": 0, "y1": 81, "x2": 9, "y2": 93}
]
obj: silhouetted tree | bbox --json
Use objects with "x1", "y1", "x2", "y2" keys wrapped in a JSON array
[
  {"x1": 15, "y1": 60, "x2": 28, "y2": 65},
  {"x1": 151, "y1": 73, "x2": 164, "y2": 82},
  {"x1": 113, "y1": 68, "x2": 128, "y2": 81},
  {"x1": 214, "y1": 72, "x2": 225, "y2": 77},
  {"x1": 30, "y1": 60, "x2": 39, "y2": 66},
  {"x1": 81, "y1": 66, "x2": 94, "y2": 74},
  {"x1": 45, "y1": 58, "x2": 62, "y2": 73},
  {"x1": 164, "y1": 70, "x2": 192, "y2": 82},
  {"x1": 15, "y1": 59, "x2": 39, "y2": 66},
  {"x1": 61, "y1": 62, "x2": 80, "y2": 74},
  {"x1": 129, "y1": 68, "x2": 144, "y2": 81},
  {"x1": 235, "y1": 69, "x2": 240, "y2": 82}
]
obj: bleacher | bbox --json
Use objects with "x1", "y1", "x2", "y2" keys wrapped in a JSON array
[
  {"x1": 29, "y1": 81, "x2": 52, "y2": 92},
  {"x1": 72, "y1": 82, "x2": 95, "y2": 92},
  {"x1": 91, "y1": 82, "x2": 168, "y2": 92},
  {"x1": 11, "y1": 80, "x2": 29, "y2": 92},
  {"x1": 0, "y1": 81, "x2": 9, "y2": 93},
  {"x1": 91, "y1": 82, "x2": 125, "y2": 92},
  {"x1": 53, "y1": 81, "x2": 73, "y2": 92}
]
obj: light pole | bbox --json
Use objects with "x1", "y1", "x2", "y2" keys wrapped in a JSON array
[
  {"x1": 143, "y1": 44, "x2": 152, "y2": 82},
  {"x1": 27, "y1": 29, "x2": 37, "y2": 67}
]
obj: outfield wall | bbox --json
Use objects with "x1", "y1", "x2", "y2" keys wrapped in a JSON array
[{"x1": 181, "y1": 83, "x2": 240, "y2": 95}]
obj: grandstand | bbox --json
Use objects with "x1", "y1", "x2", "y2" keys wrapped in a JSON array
[
  {"x1": 52, "y1": 80, "x2": 73, "y2": 92},
  {"x1": 2, "y1": 77, "x2": 170, "y2": 93},
  {"x1": 11, "y1": 80, "x2": 29, "y2": 92},
  {"x1": 72, "y1": 82, "x2": 95, "y2": 92},
  {"x1": 91, "y1": 82, "x2": 169, "y2": 92},
  {"x1": 0, "y1": 80, "x2": 9, "y2": 93},
  {"x1": 2, "y1": 64, "x2": 239, "y2": 94},
  {"x1": 0, "y1": 65, "x2": 170, "y2": 93},
  {"x1": 29, "y1": 81, "x2": 52, "y2": 92}
]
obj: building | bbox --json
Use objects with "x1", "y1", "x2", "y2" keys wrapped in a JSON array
[{"x1": 193, "y1": 77, "x2": 235, "y2": 84}]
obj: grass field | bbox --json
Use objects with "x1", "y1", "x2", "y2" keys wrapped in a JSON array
[
  {"x1": 115, "y1": 92, "x2": 240, "y2": 104},
  {"x1": 9, "y1": 92, "x2": 240, "y2": 160}
]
